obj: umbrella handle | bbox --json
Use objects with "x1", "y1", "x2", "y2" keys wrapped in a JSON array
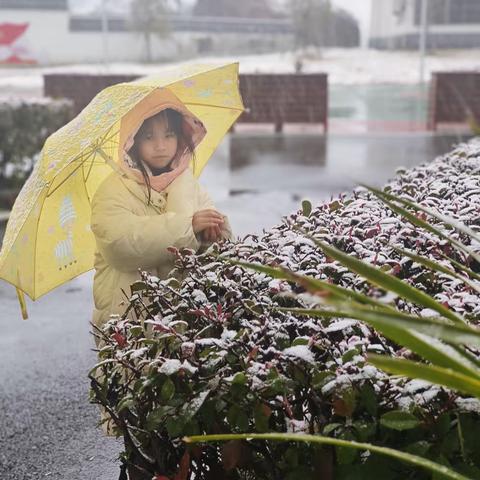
[
  {"x1": 16, "y1": 287, "x2": 28, "y2": 320},
  {"x1": 96, "y1": 148, "x2": 123, "y2": 174}
]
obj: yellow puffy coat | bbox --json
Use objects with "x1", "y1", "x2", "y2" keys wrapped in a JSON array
[{"x1": 90, "y1": 165, "x2": 233, "y2": 336}]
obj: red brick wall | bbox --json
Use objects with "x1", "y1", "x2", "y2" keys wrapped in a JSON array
[
  {"x1": 429, "y1": 72, "x2": 480, "y2": 129},
  {"x1": 44, "y1": 73, "x2": 140, "y2": 115},
  {"x1": 44, "y1": 72, "x2": 328, "y2": 130},
  {"x1": 239, "y1": 74, "x2": 328, "y2": 130}
]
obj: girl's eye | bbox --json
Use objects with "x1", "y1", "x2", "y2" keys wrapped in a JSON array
[{"x1": 166, "y1": 132, "x2": 176, "y2": 138}]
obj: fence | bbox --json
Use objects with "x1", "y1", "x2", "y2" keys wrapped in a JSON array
[
  {"x1": 428, "y1": 71, "x2": 480, "y2": 130},
  {"x1": 44, "y1": 72, "x2": 328, "y2": 132}
]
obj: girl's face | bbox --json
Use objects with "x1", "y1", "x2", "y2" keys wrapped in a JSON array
[{"x1": 136, "y1": 116, "x2": 179, "y2": 170}]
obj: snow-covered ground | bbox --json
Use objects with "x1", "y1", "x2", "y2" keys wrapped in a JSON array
[{"x1": 1, "y1": 48, "x2": 479, "y2": 97}]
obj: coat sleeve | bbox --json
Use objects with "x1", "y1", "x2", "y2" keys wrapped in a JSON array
[{"x1": 91, "y1": 182, "x2": 200, "y2": 273}]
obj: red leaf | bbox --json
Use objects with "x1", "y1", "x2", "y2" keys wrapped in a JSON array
[
  {"x1": 152, "y1": 322, "x2": 171, "y2": 333},
  {"x1": 283, "y1": 396, "x2": 293, "y2": 418},
  {"x1": 173, "y1": 451, "x2": 190, "y2": 480},
  {"x1": 221, "y1": 441, "x2": 240, "y2": 471},
  {"x1": 190, "y1": 445, "x2": 203, "y2": 460},
  {"x1": 167, "y1": 246, "x2": 179, "y2": 256},
  {"x1": 247, "y1": 346, "x2": 259, "y2": 361},
  {"x1": 112, "y1": 331, "x2": 127, "y2": 348},
  {"x1": 391, "y1": 264, "x2": 402, "y2": 276}
]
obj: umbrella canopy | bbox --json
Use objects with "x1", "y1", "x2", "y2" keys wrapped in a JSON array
[{"x1": 0, "y1": 62, "x2": 244, "y2": 313}]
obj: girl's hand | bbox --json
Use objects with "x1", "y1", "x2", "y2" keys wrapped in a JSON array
[
  {"x1": 202, "y1": 224, "x2": 223, "y2": 242},
  {"x1": 192, "y1": 209, "x2": 224, "y2": 236}
]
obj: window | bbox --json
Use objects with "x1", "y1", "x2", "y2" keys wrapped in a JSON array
[{"x1": 415, "y1": 0, "x2": 480, "y2": 25}]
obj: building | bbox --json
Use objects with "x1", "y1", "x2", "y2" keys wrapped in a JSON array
[
  {"x1": 0, "y1": 0, "x2": 293, "y2": 65},
  {"x1": 369, "y1": 0, "x2": 480, "y2": 49}
]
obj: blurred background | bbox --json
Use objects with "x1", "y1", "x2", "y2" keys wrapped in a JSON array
[
  {"x1": 0, "y1": 0, "x2": 479, "y2": 237},
  {"x1": 0, "y1": 1, "x2": 479, "y2": 479}
]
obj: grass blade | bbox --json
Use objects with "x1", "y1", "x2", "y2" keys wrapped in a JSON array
[
  {"x1": 278, "y1": 306, "x2": 480, "y2": 378},
  {"x1": 393, "y1": 246, "x2": 480, "y2": 294},
  {"x1": 184, "y1": 433, "x2": 470, "y2": 480},
  {"x1": 439, "y1": 251, "x2": 480, "y2": 282},
  {"x1": 365, "y1": 185, "x2": 480, "y2": 263},
  {"x1": 300, "y1": 235, "x2": 466, "y2": 325},
  {"x1": 368, "y1": 354, "x2": 480, "y2": 398},
  {"x1": 222, "y1": 258, "x2": 397, "y2": 311}
]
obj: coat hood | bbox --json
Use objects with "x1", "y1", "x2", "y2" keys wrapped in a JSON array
[{"x1": 117, "y1": 87, "x2": 207, "y2": 193}]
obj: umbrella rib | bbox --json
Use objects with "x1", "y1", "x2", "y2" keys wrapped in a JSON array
[
  {"x1": 32, "y1": 188, "x2": 47, "y2": 300},
  {"x1": 47, "y1": 127, "x2": 120, "y2": 198},
  {"x1": 83, "y1": 153, "x2": 95, "y2": 185},
  {"x1": 46, "y1": 153, "x2": 86, "y2": 198},
  {"x1": 184, "y1": 102, "x2": 245, "y2": 111}
]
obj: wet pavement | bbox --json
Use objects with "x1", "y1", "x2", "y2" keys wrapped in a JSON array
[
  {"x1": 0, "y1": 272, "x2": 123, "y2": 480},
  {"x1": 329, "y1": 83, "x2": 430, "y2": 132},
  {"x1": 202, "y1": 130, "x2": 474, "y2": 236}
]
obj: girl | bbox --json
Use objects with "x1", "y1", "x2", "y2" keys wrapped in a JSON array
[{"x1": 90, "y1": 104, "x2": 233, "y2": 342}]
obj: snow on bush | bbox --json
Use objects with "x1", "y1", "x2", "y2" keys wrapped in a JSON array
[
  {"x1": 0, "y1": 97, "x2": 73, "y2": 189},
  {"x1": 91, "y1": 139, "x2": 480, "y2": 479}
]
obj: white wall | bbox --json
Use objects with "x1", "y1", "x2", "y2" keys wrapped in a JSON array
[
  {"x1": 370, "y1": 0, "x2": 480, "y2": 44},
  {"x1": 1, "y1": 8, "x2": 292, "y2": 65},
  {"x1": 370, "y1": 0, "x2": 418, "y2": 38},
  {"x1": 1, "y1": 8, "x2": 69, "y2": 64}
]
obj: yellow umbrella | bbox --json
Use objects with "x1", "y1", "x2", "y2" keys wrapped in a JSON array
[{"x1": 0, "y1": 62, "x2": 244, "y2": 318}]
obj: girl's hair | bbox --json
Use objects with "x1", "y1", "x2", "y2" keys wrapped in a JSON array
[{"x1": 127, "y1": 108, "x2": 196, "y2": 204}]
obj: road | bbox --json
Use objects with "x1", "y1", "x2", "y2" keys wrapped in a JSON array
[{"x1": 0, "y1": 272, "x2": 123, "y2": 480}]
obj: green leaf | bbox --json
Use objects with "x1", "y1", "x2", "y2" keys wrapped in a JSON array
[
  {"x1": 253, "y1": 403, "x2": 271, "y2": 433},
  {"x1": 227, "y1": 404, "x2": 249, "y2": 431},
  {"x1": 342, "y1": 348, "x2": 360, "y2": 364},
  {"x1": 88, "y1": 359, "x2": 116, "y2": 377},
  {"x1": 302, "y1": 199, "x2": 312, "y2": 217},
  {"x1": 380, "y1": 410, "x2": 420, "y2": 431},
  {"x1": 184, "y1": 433, "x2": 471, "y2": 480},
  {"x1": 336, "y1": 430, "x2": 359, "y2": 465},
  {"x1": 160, "y1": 377, "x2": 175, "y2": 402},
  {"x1": 130, "y1": 325, "x2": 144, "y2": 337},
  {"x1": 312, "y1": 371, "x2": 335, "y2": 390},
  {"x1": 323, "y1": 422, "x2": 343, "y2": 435},
  {"x1": 433, "y1": 413, "x2": 452, "y2": 438},
  {"x1": 117, "y1": 396, "x2": 135, "y2": 413},
  {"x1": 405, "y1": 440, "x2": 431, "y2": 456},
  {"x1": 231, "y1": 372, "x2": 247, "y2": 385},
  {"x1": 353, "y1": 420, "x2": 377, "y2": 442},
  {"x1": 146, "y1": 406, "x2": 173, "y2": 431},
  {"x1": 130, "y1": 281, "x2": 147, "y2": 293},
  {"x1": 170, "y1": 320, "x2": 188, "y2": 334},
  {"x1": 329, "y1": 200, "x2": 342, "y2": 212},
  {"x1": 359, "y1": 382, "x2": 378, "y2": 417},
  {"x1": 368, "y1": 354, "x2": 480, "y2": 399},
  {"x1": 166, "y1": 415, "x2": 185, "y2": 437},
  {"x1": 292, "y1": 337, "x2": 309, "y2": 346}
]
